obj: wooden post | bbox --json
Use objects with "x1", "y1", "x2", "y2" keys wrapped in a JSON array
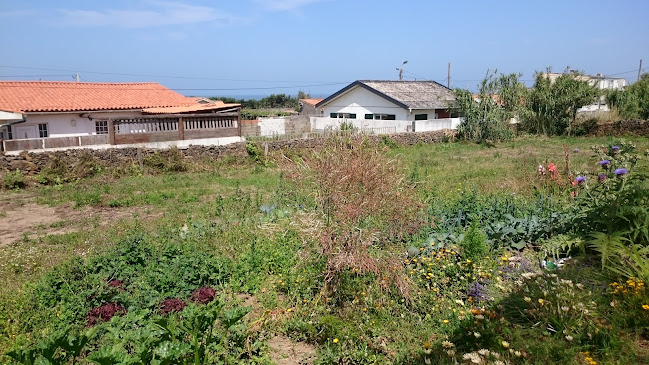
[
  {"x1": 178, "y1": 117, "x2": 184, "y2": 140},
  {"x1": 108, "y1": 119, "x2": 115, "y2": 145},
  {"x1": 137, "y1": 148, "x2": 144, "y2": 171},
  {"x1": 237, "y1": 110, "x2": 242, "y2": 137}
]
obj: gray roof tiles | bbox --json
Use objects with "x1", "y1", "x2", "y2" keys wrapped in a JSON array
[{"x1": 359, "y1": 80, "x2": 455, "y2": 110}]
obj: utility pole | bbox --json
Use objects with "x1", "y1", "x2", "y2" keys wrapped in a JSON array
[
  {"x1": 396, "y1": 60, "x2": 408, "y2": 81},
  {"x1": 638, "y1": 59, "x2": 643, "y2": 82},
  {"x1": 75, "y1": 73, "x2": 80, "y2": 82},
  {"x1": 447, "y1": 62, "x2": 451, "y2": 88}
]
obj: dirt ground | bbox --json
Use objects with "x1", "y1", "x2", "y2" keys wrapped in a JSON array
[
  {"x1": 0, "y1": 194, "x2": 158, "y2": 247},
  {"x1": 268, "y1": 335, "x2": 317, "y2": 365}
]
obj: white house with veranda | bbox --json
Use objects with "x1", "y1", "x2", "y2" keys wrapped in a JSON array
[{"x1": 312, "y1": 80, "x2": 460, "y2": 133}]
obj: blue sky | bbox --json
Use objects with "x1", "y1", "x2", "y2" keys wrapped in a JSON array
[{"x1": 0, "y1": 0, "x2": 647, "y2": 97}]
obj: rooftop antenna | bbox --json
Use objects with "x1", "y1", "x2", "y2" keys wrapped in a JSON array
[
  {"x1": 73, "y1": 73, "x2": 80, "y2": 82},
  {"x1": 396, "y1": 60, "x2": 408, "y2": 81}
]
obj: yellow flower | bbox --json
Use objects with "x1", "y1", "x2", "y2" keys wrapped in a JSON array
[
  {"x1": 538, "y1": 299, "x2": 545, "y2": 305},
  {"x1": 501, "y1": 341, "x2": 510, "y2": 348},
  {"x1": 443, "y1": 319, "x2": 449, "y2": 324},
  {"x1": 333, "y1": 338, "x2": 339, "y2": 344},
  {"x1": 642, "y1": 304, "x2": 649, "y2": 310}
]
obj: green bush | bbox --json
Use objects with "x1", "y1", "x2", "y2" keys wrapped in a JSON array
[{"x1": 2, "y1": 171, "x2": 25, "y2": 190}]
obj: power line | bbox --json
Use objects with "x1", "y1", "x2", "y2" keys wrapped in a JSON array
[
  {"x1": 0, "y1": 65, "x2": 347, "y2": 84},
  {"x1": 0, "y1": 82, "x2": 349, "y2": 91},
  {"x1": 0, "y1": 75, "x2": 71, "y2": 78}
]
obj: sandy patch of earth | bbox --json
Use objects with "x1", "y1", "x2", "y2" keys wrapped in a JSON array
[
  {"x1": 268, "y1": 335, "x2": 317, "y2": 365},
  {"x1": 0, "y1": 196, "x2": 160, "y2": 247}
]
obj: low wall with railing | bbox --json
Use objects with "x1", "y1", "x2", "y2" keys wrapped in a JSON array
[
  {"x1": 310, "y1": 117, "x2": 413, "y2": 133},
  {"x1": 111, "y1": 113, "x2": 239, "y2": 145},
  {"x1": 3, "y1": 135, "x2": 109, "y2": 152},
  {"x1": 310, "y1": 117, "x2": 463, "y2": 133}
]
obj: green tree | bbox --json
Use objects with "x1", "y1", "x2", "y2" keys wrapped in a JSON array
[
  {"x1": 523, "y1": 69, "x2": 600, "y2": 135},
  {"x1": 454, "y1": 70, "x2": 527, "y2": 143},
  {"x1": 606, "y1": 73, "x2": 649, "y2": 120}
]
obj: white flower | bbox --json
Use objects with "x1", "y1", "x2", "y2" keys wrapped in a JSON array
[
  {"x1": 473, "y1": 332, "x2": 481, "y2": 338},
  {"x1": 565, "y1": 335, "x2": 573, "y2": 341},
  {"x1": 561, "y1": 306, "x2": 570, "y2": 312},
  {"x1": 442, "y1": 341, "x2": 454, "y2": 349},
  {"x1": 478, "y1": 349, "x2": 490, "y2": 356}
]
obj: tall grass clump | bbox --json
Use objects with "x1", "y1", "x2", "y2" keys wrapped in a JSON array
[{"x1": 292, "y1": 139, "x2": 425, "y2": 297}]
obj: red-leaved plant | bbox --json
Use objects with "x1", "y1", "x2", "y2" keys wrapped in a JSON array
[
  {"x1": 160, "y1": 298, "x2": 187, "y2": 315},
  {"x1": 87, "y1": 302, "x2": 125, "y2": 326},
  {"x1": 191, "y1": 287, "x2": 217, "y2": 304}
]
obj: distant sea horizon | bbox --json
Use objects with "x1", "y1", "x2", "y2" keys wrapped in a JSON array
[{"x1": 184, "y1": 93, "x2": 329, "y2": 100}]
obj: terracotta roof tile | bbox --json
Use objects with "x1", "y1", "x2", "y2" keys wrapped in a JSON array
[
  {"x1": 300, "y1": 98, "x2": 324, "y2": 106},
  {"x1": 0, "y1": 81, "x2": 194, "y2": 113},
  {"x1": 142, "y1": 101, "x2": 241, "y2": 114}
]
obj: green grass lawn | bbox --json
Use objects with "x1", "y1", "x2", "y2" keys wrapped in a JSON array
[{"x1": 1, "y1": 135, "x2": 648, "y2": 364}]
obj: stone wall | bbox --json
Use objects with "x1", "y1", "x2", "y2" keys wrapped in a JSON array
[
  {"x1": 587, "y1": 120, "x2": 649, "y2": 137},
  {"x1": 0, "y1": 130, "x2": 456, "y2": 176}
]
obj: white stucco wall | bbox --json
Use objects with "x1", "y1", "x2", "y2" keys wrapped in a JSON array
[
  {"x1": 258, "y1": 117, "x2": 286, "y2": 136},
  {"x1": 321, "y1": 87, "x2": 449, "y2": 123},
  {"x1": 322, "y1": 87, "x2": 408, "y2": 120},
  {"x1": 13, "y1": 111, "x2": 143, "y2": 139},
  {"x1": 413, "y1": 118, "x2": 463, "y2": 132},
  {"x1": 310, "y1": 117, "x2": 413, "y2": 133}
]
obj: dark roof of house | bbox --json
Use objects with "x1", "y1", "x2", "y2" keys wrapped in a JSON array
[{"x1": 316, "y1": 80, "x2": 455, "y2": 110}]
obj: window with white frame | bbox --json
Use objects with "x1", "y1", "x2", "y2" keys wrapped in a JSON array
[
  {"x1": 38, "y1": 123, "x2": 48, "y2": 138},
  {"x1": 95, "y1": 120, "x2": 109, "y2": 134}
]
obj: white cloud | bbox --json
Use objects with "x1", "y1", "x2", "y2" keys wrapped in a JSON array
[
  {"x1": 58, "y1": 1, "x2": 239, "y2": 28},
  {"x1": 254, "y1": 0, "x2": 329, "y2": 11}
]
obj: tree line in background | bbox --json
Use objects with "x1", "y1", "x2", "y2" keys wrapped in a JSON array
[
  {"x1": 209, "y1": 90, "x2": 310, "y2": 110},
  {"x1": 455, "y1": 69, "x2": 649, "y2": 143}
]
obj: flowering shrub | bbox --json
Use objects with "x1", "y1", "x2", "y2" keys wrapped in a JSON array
[{"x1": 569, "y1": 141, "x2": 648, "y2": 238}]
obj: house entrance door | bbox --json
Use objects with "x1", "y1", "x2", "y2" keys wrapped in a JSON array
[{"x1": 14, "y1": 125, "x2": 37, "y2": 139}]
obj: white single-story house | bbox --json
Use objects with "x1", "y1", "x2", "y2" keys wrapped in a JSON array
[
  {"x1": 312, "y1": 80, "x2": 459, "y2": 132},
  {"x1": 0, "y1": 81, "x2": 241, "y2": 151}
]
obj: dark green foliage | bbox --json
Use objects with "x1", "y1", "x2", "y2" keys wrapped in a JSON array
[
  {"x1": 607, "y1": 73, "x2": 649, "y2": 119},
  {"x1": 524, "y1": 69, "x2": 600, "y2": 135},
  {"x1": 454, "y1": 71, "x2": 525, "y2": 143},
  {"x1": 2, "y1": 170, "x2": 25, "y2": 190},
  {"x1": 427, "y1": 190, "x2": 564, "y2": 250},
  {"x1": 6, "y1": 233, "x2": 265, "y2": 364},
  {"x1": 461, "y1": 220, "x2": 488, "y2": 261}
]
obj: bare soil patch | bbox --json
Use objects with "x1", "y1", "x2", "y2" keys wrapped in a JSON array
[
  {"x1": 0, "y1": 196, "x2": 159, "y2": 247},
  {"x1": 268, "y1": 335, "x2": 317, "y2": 365}
]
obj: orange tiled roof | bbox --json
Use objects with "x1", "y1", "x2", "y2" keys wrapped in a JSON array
[
  {"x1": 142, "y1": 101, "x2": 241, "y2": 114},
  {"x1": 0, "y1": 81, "x2": 195, "y2": 113},
  {"x1": 300, "y1": 98, "x2": 324, "y2": 106}
]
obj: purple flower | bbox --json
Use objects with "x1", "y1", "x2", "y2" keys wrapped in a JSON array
[
  {"x1": 467, "y1": 281, "x2": 489, "y2": 302},
  {"x1": 598, "y1": 160, "x2": 610, "y2": 166},
  {"x1": 611, "y1": 146, "x2": 620, "y2": 152},
  {"x1": 573, "y1": 148, "x2": 580, "y2": 153},
  {"x1": 598, "y1": 174, "x2": 607, "y2": 181},
  {"x1": 576, "y1": 176, "x2": 586, "y2": 183},
  {"x1": 614, "y1": 168, "x2": 628, "y2": 176}
]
